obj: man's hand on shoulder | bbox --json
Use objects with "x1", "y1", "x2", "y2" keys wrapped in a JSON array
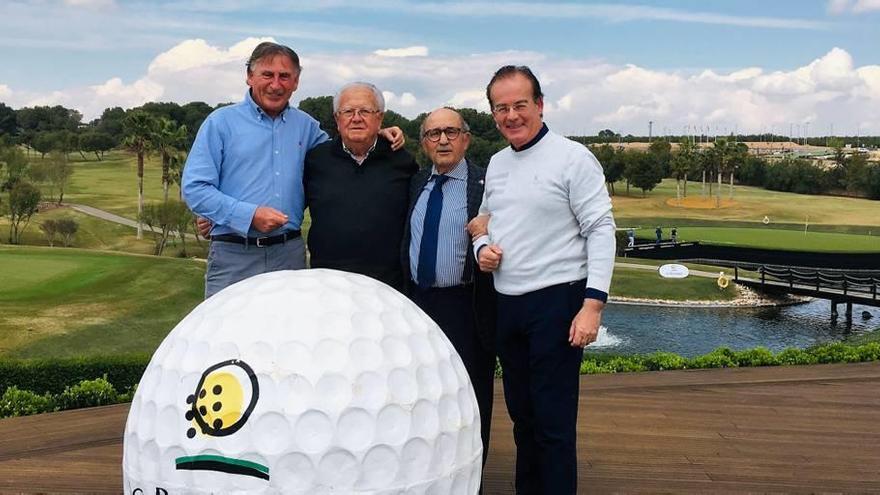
[
  {"x1": 477, "y1": 244, "x2": 503, "y2": 272},
  {"x1": 379, "y1": 126, "x2": 405, "y2": 151},
  {"x1": 252, "y1": 206, "x2": 289, "y2": 233},
  {"x1": 569, "y1": 298, "x2": 604, "y2": 348}
]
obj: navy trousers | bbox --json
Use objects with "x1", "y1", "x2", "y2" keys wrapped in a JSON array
[
  {"x1": 410, "y1": 285, "x2": 496, "y2": 469},
  {"x1": 496, "y1": 280, "x2": 586, "y2": 495}
]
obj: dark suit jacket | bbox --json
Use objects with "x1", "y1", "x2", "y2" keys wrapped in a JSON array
[{"x1": 402, "y1": 161, "x2": 497, "y2": 352}]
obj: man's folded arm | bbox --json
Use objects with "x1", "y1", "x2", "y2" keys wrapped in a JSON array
[{"x1": 181, "y1": 119, "x2": 258, "y2": 237}]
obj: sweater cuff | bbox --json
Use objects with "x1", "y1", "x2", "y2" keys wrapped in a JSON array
[
  {"x1": 584, "y1": 287, "x2": 608, "y2": 304},
  {"x1": 472, "y1": 235, "x2": 489, "y2": 259}
]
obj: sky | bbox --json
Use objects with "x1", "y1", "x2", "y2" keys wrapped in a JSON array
[{"x1": 2, "y1": 0, "x2": 879, "y2": 136}]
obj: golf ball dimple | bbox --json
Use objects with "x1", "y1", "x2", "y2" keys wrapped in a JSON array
[{"x1": 123, "y1": 269, "x2": 482, "y2": 494}]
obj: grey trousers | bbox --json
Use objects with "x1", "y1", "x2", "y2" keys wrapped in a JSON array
[{"x1": 205, "y1": 237, "x2": 306, "y2": 299}]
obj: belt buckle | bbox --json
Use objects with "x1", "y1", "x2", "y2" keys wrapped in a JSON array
[{"x1": 255, "y1": 236, "x2": 269, "y2": 247}]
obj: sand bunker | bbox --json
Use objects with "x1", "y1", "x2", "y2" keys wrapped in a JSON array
[{"x1": 667, "y1": 196, "x2": 738, "y2": 209}]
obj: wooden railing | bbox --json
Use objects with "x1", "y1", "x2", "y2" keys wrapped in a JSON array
[{"x1": 748, "y1": 265, "x2": 880, "y2": 301}]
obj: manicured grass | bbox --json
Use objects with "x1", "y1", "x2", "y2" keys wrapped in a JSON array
[
  {"x1": 0, "y1": 207, "x2": 208, "y2": 258},
  {"x1": 40, "y1": 150, "x2": 175, "y2": 219},
  {"x1": 612, "y1": 178, "x2": 880, "y2": 229},
  {"x1": 632, "y1": 226, "x2": 880, "y2": 252},
  {"x1": 609, "y1": 266, "x2": 737, "y2": 301},
  {"x1": 0, "y1": 246, "x2": 204, "y2": 359},
  {"x1": 616, "y1": 257, "x2": 737, "y2": 274}
]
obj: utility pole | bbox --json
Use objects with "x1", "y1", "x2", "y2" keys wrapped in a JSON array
[{"x1": 648, "y1": 120, "x2": 653, "y2": 142}]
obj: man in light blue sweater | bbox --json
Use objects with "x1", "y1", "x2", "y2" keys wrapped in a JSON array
[{"x1": 471, "y1": 65, "x2": 616, "y2": 494}]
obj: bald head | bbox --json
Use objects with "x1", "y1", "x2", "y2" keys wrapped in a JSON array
[{"x1": 420, "y1": 108, "x2": 471, "y2": 174}]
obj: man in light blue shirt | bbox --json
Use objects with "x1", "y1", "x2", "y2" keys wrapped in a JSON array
[
  {"x1": 183, "y1": 42, "x2": 323, "y2": 298},
  {"x1": 183, "y1": 42, "x2": 401, "y2": 298}
]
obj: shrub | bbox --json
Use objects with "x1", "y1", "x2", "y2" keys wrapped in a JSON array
[
  {"x1": 643, "y1": 351, "x2": 687, "y2": 371},
  {"x1": 734, "y1": 347, "x2": 778, "y2": 367},
  {"x1": 857, "y1": 342, "x2": 880, "y2": 361},
  {"x1": 689, "y1": 347, "x2": 739, "y2": 369},
  {"x1": 55, "y1": 217, "x2": 78, "y2": 247},
  {"x1": 0, "y1": 386, "x2": 56, "y2": 417},
  {"x1": 56, "y1": 377, "x2": 119, "y2": 411},
  {"x1": 776, "y1": 348, "x2": 818, "y2": 366},
  {"x1": 605, "y1": 356, "x2": 648, "y2": 373},
  {"x1": 119, "y1": 384, "x2": 138, "y2": 403},
  {"x1": 580, "y1": 360, "x2": 607, "y2": 375},
  {"x1": 809, "y1": 343, "x2": 862, "y2": 364}
]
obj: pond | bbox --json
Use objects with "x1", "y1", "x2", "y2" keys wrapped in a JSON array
[{"x1": 589, "y1": 299, "x2": 880, "y2": 357}]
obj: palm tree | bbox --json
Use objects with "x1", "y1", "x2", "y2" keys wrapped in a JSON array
[
  {"x1": 123, "y1": 111, "x2": 157, "y2": 239},
  {"x1": 152, "y1": 118, "x2": 189, "y2": 203},
  {"x1": 671, "y1": 138, "x2": 697, "y2": 201},
  {"x1": 728, "y1": 142, "x2": 748, "y2": 199},
  {"x1": 711, "y1": 138, "x2": 731, "y2": 208}
]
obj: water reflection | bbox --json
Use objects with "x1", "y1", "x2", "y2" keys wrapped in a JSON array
[{"x1": 590, "y1": 299, "x2": 880, "y2": 357}]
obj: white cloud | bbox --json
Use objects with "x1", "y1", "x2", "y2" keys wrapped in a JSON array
[
  {"x1": 383, "y1": 91, "x2": 418, "y2": 108},
  {"x1": 853, "y1": 0, "x2": 880, "y2": 11},
  {"x1": 373, "y1": 46, "x2": 428, "y2": 58},
  {"x1": 3, "y1": 40, "x2": 878, "y2": 135},
  {"x1": 148, "y1": 38, "x2": 268, "y2": 73},
  {"x1": 827, "y1": 0, "x2": 880, "y2": 12},
  {"x1": 827, "y1": 0, "x2": 853, "y2": 14},
  {"x1": 63, "y1": 0, "x2": 116, "y2": 8},
  {"x1": 157, "y1": 1, "x2": 828, "y2": 30}
]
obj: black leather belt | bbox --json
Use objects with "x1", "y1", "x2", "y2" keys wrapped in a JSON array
[
  {"x1": 412, "y1": 282, "x2": 473, "y2": 293},
  {"x1": 211, "y1": 231, "x2": 301, "y2": 247}
]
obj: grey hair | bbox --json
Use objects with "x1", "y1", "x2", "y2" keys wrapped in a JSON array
[
  {"x1": 332, "y1": 82, "x2": 385, "y2": 113},
  {"x1": 246, "y1": 42, "x2": 300, "y2": 75},
  {"x1": 420, "y1": 107, "x2": 471, "y2": 138}
]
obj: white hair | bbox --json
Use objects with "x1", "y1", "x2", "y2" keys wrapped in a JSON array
[{"x1": 332, "y1": 82, "x2": 385, "y2": 112}]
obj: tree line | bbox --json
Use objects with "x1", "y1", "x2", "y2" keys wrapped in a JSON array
[
  {"x1": 589, "y1": 137, "x2": 880, "y2": 201},
  {"x1": 1, "y1": 99, "x2": 879, "y2": 250}
]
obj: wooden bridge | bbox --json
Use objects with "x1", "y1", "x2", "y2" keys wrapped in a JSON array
[
  {"x1": 732, "y1": 265, "x2": 880, "y2": 324},
  {"x1": 2, "y1": 362, "x2": 880, "y2": 493}
]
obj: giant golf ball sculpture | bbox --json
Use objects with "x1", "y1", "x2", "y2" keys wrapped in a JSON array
[{"x1": 123, "y1": 270, "x2": 482, "y2": 494}]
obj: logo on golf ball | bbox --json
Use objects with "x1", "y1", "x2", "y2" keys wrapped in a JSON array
[{"x1": 175, "y1": 360, "x2": 268, "y2": 480}]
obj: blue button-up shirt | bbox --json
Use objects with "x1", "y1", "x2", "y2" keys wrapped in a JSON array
[
  {"x1": 182, "y1": 91, "x2": 328, "y2": 237},
  {"x1": 409, "y1": 159, "x2": 469, "y2": 287}
]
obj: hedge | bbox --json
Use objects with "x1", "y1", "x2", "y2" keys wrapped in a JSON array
[
  {"x1": 2, "y1": 342, "x2": 880, "y2": 418},
  {"x1": 577, "y1": 342, "x2": 880, "y2": 375},
  {"x1": 0, "y1": 376, "x2": 132, "y2": 418},
  {"x1": 0, "y1": 354, "x2": 150, "y2": 396}
]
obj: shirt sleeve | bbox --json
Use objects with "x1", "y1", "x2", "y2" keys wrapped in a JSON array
[
  {"x1": 472, "y1": 187, "x2": 490, "y2": 258},
  {"x1": 305, "y1": 118, "x2": 330, "y2": 150},
  {"x1": 568, "y1": 149, "x2": 616, "y2": 299},
  {"x1": 181, "y1": 116, "x2": 258, "y2": 237}
]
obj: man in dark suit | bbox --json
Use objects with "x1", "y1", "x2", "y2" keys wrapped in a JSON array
[{"x1": 403, "y1": 107, "x2": 497, "y2": 472}]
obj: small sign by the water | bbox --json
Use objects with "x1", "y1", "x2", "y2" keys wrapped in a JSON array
[{"x1": 659, "y1": 264, "x2": 689, "y2": 279}]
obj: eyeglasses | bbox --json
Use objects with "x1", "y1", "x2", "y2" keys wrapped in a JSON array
[
  {"x1": 337, "y1": 108, "x2": 381, "y2": 120},
  {"x1": 422, "y1": 127, "x2": 466, "y2": 142},
  {"x1": 491, "y1": 101, "x2": 531, "y2": 116}
]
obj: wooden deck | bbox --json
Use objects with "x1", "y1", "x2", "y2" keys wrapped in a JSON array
[{"x1": 2, "y1": 362, "x2": 879, "y2": 493}]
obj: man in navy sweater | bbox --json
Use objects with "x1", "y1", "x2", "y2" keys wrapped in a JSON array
[{"x1": 304, "y1": 82, "x2": 418, "y2": 291}]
